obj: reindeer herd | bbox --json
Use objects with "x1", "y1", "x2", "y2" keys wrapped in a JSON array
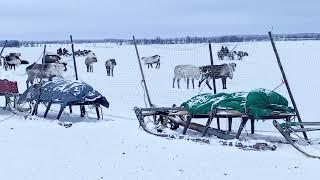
[
  {"x1": 217, "y1": 46, "x2": 249, "y2": 60},
  {"x1": 0, "y1": 45, "x2": 246, "y2": 91}
]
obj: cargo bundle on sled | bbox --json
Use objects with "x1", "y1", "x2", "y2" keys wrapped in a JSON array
[{"x1": 18, "y1": 79, "x2": 109, "y2": 126}]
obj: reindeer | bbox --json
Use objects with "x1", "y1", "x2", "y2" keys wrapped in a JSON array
[
  {"x1": 141, "y1": 55, "x2": 160, "y2": 68},
  {"x1": 26, "y1": 62, "x2": 67, "y2": 88},
  {"x1": 199, "y1": 63, "x2": 237, "y2": 89},
  {"x1": 173, "y1": 65, "x2": 200, "y2": 89},
  {"x1": 2, "y1": 53, "x2": 22, "y2": 71},
  {"x1": 85, "y1": 52, "x2": 97, "y2": 72},
  {"x1": 105, "y1": 59, "x2": 117, "y2": 76},
  {"x1": 237, "y1": 51, "x2": 248, "y2": 60}
]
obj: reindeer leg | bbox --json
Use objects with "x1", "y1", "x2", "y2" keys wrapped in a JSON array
[
  {"x1": 172, "y1": 77, "x2": 176, "y2": 88},
  {"x1": 198, "y1": 76, "x2": 206, "y2": 87},
  {"x1": 192, "y1": 79, "x2": 195, "y2": 89},
  {"x1": 206, "y1": 79, "x2": 212, "y2": 90},
  {"x1": 222, "y1": 78, "x2": 227, "y2": 89},
  {"x1": 187, "y1": 78, "x2": 189, "y2": 89}
]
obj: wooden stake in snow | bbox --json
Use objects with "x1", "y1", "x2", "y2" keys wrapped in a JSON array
[
  {"x1": 0, "y1": 40, "x2": 8, "y2": 66},
  {"x1": 70, "y1": 35, "x2": 79, "y2": 80},
  {"x1": 208, "y1": 42, "x2": 217, "y2": 94},
  {"x1": 32, "y1": 44, "x2": 47, "y2": 115},
  {"x1": 133, "y1": 36, "x2": 153, "y2": 107},
  {"x1": 268, "y1": 31, "x2": 308, "y2": 140}
]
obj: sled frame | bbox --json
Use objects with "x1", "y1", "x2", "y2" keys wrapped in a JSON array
[{"x1": 134, "y1": 106, "x2": 297, "y2": 140}]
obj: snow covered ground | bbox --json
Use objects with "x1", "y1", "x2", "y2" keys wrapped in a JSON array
[{"x1": 0, "y1": 40, "x2": 320, "y2": 179}]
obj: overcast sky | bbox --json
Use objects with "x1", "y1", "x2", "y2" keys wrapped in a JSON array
[{"x1": 0, "y1": 0, "x2": 319, "y2": 40}]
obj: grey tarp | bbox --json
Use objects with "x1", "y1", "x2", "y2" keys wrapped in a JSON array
[{"x1": 18, "y1": 79, "x2": 109, "y2": 108}]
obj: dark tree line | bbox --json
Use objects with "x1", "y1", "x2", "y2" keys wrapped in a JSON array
[
  {"x1": 0, "y1": 40, "x2": 20, "y2": 47},
  {"x1": 3, "y1": 33, "x2": 320, "y2": 47}
]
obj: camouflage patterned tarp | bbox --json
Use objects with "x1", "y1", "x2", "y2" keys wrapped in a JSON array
[
  {"x1": 18, "y1": 79, "x2": 109, "y2": 108},
  {"x1": 181, "y1": 89, "x2": 294, "y2": 118}
]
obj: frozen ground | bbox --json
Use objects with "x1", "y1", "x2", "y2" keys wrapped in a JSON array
[{"x1": 0, "y1": 40, "x2": 320, "y2": 179}]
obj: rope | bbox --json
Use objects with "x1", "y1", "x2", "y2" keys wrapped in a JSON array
[
  {"x1": 0, "y1": 113, "x2": 16, "y2": 123},
  {"x1": 269, "y1": 80, "x2": 285, "y2": 93}
]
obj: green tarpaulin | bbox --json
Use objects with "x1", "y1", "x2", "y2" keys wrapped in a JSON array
[{"x1": 181, "y1": 88, "x2": 295, "y2": 118}]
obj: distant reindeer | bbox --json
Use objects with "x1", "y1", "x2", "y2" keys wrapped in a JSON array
[
  {"x1": 105, "y1": 59, "x2": 117, "y2": 76},
  {"x1": 141, "y1": 55, "x2": 160, "y2": 68},
  {"x1": 2, "y1": 53, "x2": 23, "y2": 71},
  {"x1": 85, "y1": 52, "x2": 97, "y2": 72},
  {"x1": 43, "y1": 53, "x2": 61, "y2": 63},
  {"x1": 236, "y1": 51, "x2": 248, "y2": 60},
  {"x1": 173, "y1": 65, "x2": 200, "y2": 89}
]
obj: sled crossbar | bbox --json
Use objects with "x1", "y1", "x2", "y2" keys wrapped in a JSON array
[
  {"x1": 291, "y1": 128, "x2": 320, "y2": 133},
  {"x1": 273, "y1": 120, "x2": 320, "y2": 159}
]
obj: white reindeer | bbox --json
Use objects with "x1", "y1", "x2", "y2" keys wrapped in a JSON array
[
  {"x1": 85, "y1": 52, "x2": 97, "y2": 72},
  {"x1": 173, "y1": 65, "x2": 200, "y2": 89},
  {"x1": 105, "y1": 59, "x2": 117, "y2": 76},
  {"x1": 141, "y1": 55, "x2": 160, "y2": 69}
]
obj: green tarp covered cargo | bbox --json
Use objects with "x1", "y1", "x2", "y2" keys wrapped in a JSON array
[{"x1": 181, "y1": 88, "x2": 295, "y2": 119}]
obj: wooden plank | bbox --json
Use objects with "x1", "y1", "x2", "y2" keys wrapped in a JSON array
[
  {"x1": 182, "y1": 115, "x2": 192, "y2": 134},
  {"x1": 43, "y1": 102, "x2": 52, "y2": 118},
  {"x1": 235, "y1": 117, "x2": 248, "y2": 139},
  {"x1": 250, "y1": 119, "x2": 255, "y2": 134},
  {"x1": 228, "y1": 117, "x2": 232, "y2": 131},
  {"x1": 292, "y1": 128, "x2": 320, "y2": 132}
]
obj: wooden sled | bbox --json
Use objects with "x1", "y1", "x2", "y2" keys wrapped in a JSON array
[
  {"x1": 0, "y1": 79, "x2": 20, "y2": 110},
  {"x1": 134, "y1": 106, "x2": 297, "y2": 140}
]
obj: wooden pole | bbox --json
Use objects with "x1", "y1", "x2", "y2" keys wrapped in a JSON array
[
  {"x1": 209, "y1": 42, "x2": 217, "y2": 94},
  {"x1": 0, "y1": 40, "x2": 8, "y2": 66},
  {"x1": 268, "y1": 31, "x2": 308, "y2": 140},
  {"x1": 42, "y1": 44, "x2": 46, "y2": 64},
  {"x1": 32, "y1": 44, "x2": 47, "y2": 115},
  {"x1": 133, "y1": 36, "x2": 153, "y2": 107},
  {"x1": 70, "y1": 35, "x2": 79, "y2": 80}
]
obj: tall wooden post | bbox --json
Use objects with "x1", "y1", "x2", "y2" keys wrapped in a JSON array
[
  {"x1": 268, "y1": 31, "x2": 308, "y2": 140},
  {"x1": 133, "y1": 36, "x2": 153, "y2": 107},
  {"x1": 32, "y1": 44, "x2": 47, "y2": 115},
  {"x1": 0, "y1": 40, "x2": 8, "y2": 66},
  {"x1": 209, "y1": 42, "x2": 217, "y2": 94},
  {"x1": 70, "y1": 35, "x2": 79, "y2": 80}
]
